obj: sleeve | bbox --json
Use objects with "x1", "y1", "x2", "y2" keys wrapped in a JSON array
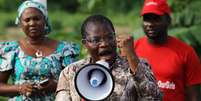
[
  {"x1": 0, "y1": 42, "x2": 17, "y2": 72},
  {"x1": 185, "y1": 47, "x2": 201, "y2": 86},
  {"x1": 55, "y1": 67, "x2": 72, "y2": 101},
  {"x1": 129, "y1": 59, "x2": 162, "y2": 101},
  {"x1": 62, "y1": 42, "x2": 80, "y2": 67}
]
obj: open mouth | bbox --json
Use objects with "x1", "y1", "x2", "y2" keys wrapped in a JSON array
[{"x1": 99, "y1": 50, "x2": 113, "y2": 56}]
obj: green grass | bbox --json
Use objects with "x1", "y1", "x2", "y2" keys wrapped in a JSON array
[{"x1": 0, "y1": 97, "x2": 7, "y2": 101}]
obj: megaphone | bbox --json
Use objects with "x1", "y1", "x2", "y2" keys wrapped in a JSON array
[{"x1": 74, "y1": 60, "x2": 114, "y2": 101}]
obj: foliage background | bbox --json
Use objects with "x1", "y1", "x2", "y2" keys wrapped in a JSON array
[{"x1": 0, "y1": 0, "x2": 200, "y2": 100}]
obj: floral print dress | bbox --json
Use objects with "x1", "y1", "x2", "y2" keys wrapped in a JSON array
[{"x1": 0, "y1": 41, "x2": 79, "y2": 101}]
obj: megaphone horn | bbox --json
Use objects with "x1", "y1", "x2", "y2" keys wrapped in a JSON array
[{"x1": 74, "y1": 61, "x2": 114, "y2": 101}]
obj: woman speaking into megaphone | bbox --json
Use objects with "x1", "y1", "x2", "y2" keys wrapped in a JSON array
[{"x1": 55, "y1": 14, "x2": 162, "y2": 101}]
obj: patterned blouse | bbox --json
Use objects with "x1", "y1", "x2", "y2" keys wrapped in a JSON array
[
  {"x1": 56, "y1": 56, "x2": 162, "y2": 101},
  {"x1": 0, "y1": 41, "x2": 79, "y2": 101}
]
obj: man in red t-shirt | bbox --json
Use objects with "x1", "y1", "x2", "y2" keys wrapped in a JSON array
[{"x1": 134, "y1": 0, "x2": 201, "y2": 101}]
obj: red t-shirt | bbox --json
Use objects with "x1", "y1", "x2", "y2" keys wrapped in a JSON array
[{"x1": 134, "y1": 36, "x2": 201, "y2": 101}]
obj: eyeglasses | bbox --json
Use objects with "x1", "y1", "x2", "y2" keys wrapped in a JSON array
[{"x1": 84, "y1": 33, "x2": 116, "y2": 45}]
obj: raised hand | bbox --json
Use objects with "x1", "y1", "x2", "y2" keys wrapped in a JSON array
[
  {"x1": 116, "y1": 34, "x2": 139, "y2": 74},
  {"x1": 116, "y1": 34, "x2": 134, "y2": 57}
]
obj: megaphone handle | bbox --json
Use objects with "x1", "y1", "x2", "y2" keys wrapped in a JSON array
[{"x1": 81, "y1": 98, "x2": 85, "y2": 101}]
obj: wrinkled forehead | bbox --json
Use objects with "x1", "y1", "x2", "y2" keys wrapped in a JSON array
[{"x1": 85, "y1": 22, "x2": 114, "y2": 37}]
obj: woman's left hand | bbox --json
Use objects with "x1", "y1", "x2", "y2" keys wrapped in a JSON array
[{"x1": 34, "y1": 79, "x2": 57, "y2": 93}]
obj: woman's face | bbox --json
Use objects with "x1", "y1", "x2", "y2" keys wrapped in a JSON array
[
  {"x1": 83, "y1": 23, "x2": 117, "y2": 63},
  {"x1": 20, "y1": 7, "x2": 46, "y2": 39}
]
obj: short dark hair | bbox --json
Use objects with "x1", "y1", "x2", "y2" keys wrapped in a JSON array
[{"x1": 81, "y1": 14, "x2": 115, "y2": 39}]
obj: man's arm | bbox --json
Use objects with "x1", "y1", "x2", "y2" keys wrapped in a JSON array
[{"x1": 185, "y1": 84, "x2": 201, "y2": 101}]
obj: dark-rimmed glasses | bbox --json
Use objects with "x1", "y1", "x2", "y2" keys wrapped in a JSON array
[{"x1": 83, "y1": 33, "x2": 116, "y2": 46}]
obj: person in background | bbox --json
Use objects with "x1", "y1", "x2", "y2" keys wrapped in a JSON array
[
  {"x1": 134, "y1": 0, "x2": 201, "y2": 101},
  {"x1": 0, "y1": 0, "x2": 79, "y2": 101},
  {"x1": 55, "y1": 14, "x2": 162, "y2": 101}
]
